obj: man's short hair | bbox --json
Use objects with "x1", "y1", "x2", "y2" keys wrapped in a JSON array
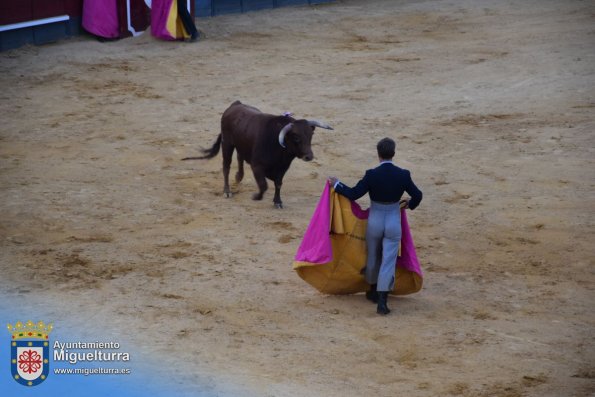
[{"x1": 377, "y1": 137, "x2": 396, "y2": 159}]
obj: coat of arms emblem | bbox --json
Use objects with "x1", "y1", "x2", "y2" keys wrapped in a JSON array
[{"x1": 7, "y1": 320, "x2": 53, "y2": 386}]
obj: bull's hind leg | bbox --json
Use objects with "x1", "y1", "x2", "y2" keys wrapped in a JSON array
[
  {"x1": 222, "y1": 142, "x2": 234, "y2": 198},
  {"x1": 250, "y1": 165, "x2": 268, "y2": 201},
  {"x1": 235, "y1": 152, "x2": 244, "y2": 183}
]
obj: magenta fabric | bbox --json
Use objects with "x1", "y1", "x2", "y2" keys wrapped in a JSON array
[
  {"x1": 350, "y1": 201, "x2": 369, "y2": 220},
  {"x1": 294, "y1": 182, "x2": 334, "y2": 264},
  {"x1": 151, "y1": 0, "x2": 176, "y2": 40},
  {"x1": 397, "y1": 206, "x2": 422, "y2": 276},
  {"x1": 82, "y1": 0, "x2": 119, "y2": 39},
  {"x1": 295, "y1": 183, "x2": 422, "y2": 277}
]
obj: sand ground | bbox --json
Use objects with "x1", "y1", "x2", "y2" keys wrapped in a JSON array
[{"x1": 1, "y1": 0, "x2": 594, "y2": 395}]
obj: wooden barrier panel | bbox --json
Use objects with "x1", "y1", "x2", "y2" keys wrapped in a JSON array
[
  {"x1": 116, "y1": 0, "x2": 151, "y2": 38},
  {"x1": 0, "y1": 1, "x2": 34, "y2": 25},
  {"x1": 212, "y1": 0, "x2": 242, "y2": 15},
  {"x1": 195, "y1": 0, "x2": 334, "y2": 17},
  {"x1": 243, "y1": 0, "x2": 274, "y2": 12},
  {"x1": 276, "y1": 0, "x2": 308, "y2": 6}
]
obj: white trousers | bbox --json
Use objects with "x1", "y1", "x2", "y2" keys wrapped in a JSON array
[{"x1": 365, "y1": 202, "x2": 402, "y2": 292}]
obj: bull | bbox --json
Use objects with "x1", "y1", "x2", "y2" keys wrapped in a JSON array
[{"x1": 182, "y1": 100, "x2": 333, "y2": 208}]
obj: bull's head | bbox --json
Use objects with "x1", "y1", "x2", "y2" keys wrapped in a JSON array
[{"x1": 279, "y1": 120, "x2": 333, "y2": 161}]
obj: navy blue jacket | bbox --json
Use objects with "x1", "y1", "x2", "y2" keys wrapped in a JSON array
[{"x1": 335, "y1": 162, "x2": 422, "y2": 209}]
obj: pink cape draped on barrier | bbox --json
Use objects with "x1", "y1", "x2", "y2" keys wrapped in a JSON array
[
  {"x1": 82, "y1": 0, "x2": 119, "y2": 39},
  {"x1": 294, "y1": 183, "x2": 422, "y2": 277}
]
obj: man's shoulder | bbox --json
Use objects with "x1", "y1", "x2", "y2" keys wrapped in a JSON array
[
  {"x1": 391, "y1": 164, "x2": 410, "y2": 175},
  {"x1": 371, "y1": 163, "x2": 409, "y2": 175}
]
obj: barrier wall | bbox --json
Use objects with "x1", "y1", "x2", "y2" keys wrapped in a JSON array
[
  {"x1": 196, "y1": 0, "x2": 332, "y2": 17},
  {"x1": 0, "y1": 0, "x2": 333, "y2": 51},
  {"x1": 0, "y1": 0, "x2": 82, "y2": 51}
]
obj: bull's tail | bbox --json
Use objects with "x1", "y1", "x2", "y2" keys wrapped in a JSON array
[{"x1": 181, "y1": 134, "x2": 222, "y2": 160}]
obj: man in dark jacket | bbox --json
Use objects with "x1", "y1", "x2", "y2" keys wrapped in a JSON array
[{"x1": 329, "y1": 137, "x2": 422, "y2": 315}]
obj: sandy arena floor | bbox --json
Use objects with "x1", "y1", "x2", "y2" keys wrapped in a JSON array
[{"x1": 1, "y1": 0, "x2": 594, "y2": 395}]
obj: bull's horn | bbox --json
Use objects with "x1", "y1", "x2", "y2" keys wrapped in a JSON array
[
  {"x1": 307, "y1": 120, "x2": 334, "y2": 130},
  {"x1": 278, "y1": 123, "x2": 293, "y2": 148}
]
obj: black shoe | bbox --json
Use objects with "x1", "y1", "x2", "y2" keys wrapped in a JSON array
[
  {"x1": 185, "y1": 30, "x2": 200, "y2": 42},
  {"x1": 190, "y1": 29, "x2": 204, "y2": 42},
  {"x1": 377, "y1": 292, "x2": 391, "y2": 315},
  {"x1": 365, "y1": 284, "x2": 378, "y2": 303}
]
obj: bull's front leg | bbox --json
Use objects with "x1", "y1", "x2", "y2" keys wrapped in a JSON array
[
  {"x1": 251, "y1": 165, "x2": 268, "y2": 201},
  {"x1": 273, "y1": 178, "x2": 283, "y2": 209}
]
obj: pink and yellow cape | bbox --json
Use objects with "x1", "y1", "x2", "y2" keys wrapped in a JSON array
[
  {"x1": 293, "y1": 182, "x2": 423, "y2": 295},
  {"x1": 151, "y1": 0, "x2": 191, "y2": 41}
]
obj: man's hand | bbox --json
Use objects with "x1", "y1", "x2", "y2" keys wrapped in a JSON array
[
  {"x1": 399, "y1": 198, "x2": 410, "y2": 209},
  {"x1": 328, "y1": 176, "x2": 339, "y2": 187}
]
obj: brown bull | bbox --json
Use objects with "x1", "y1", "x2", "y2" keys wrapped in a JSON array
[{"x1": 182, "y1": 101, "x2": 333, "y2": 208}]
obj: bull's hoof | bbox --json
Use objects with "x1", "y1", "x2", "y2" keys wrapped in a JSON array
[
  {"x1": 252, "y1": 193, "x2": 263, "y2": 201},
  {"x1": 224, "y1": 192, "x2": 232, "y2": 198},
  {"x1": 274, "y1": 202, "x2": 284, "y2": 209}
]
